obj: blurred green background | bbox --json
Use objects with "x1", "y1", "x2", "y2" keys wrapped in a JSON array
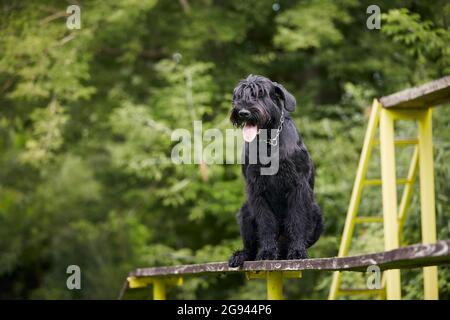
[{"x1": 0, "y1": 0, "x2": 449, "y2": 299}]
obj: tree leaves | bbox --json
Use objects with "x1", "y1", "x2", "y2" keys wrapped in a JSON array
[{"x1": 0, "y1": 0, "x2": 448, "y2": 299}]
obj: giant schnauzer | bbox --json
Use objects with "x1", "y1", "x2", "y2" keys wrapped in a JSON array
[{"x1": 228, "y1": 75, "x2": 324, "y2": 267}]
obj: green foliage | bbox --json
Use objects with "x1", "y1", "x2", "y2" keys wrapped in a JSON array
[
  {"x1": 274, "y1": 0, "x2": 354, "y2": 51},
  {"x1": 21, "y1": 99, "x2": 68, "y2": 166},
  {"x1": 382, "y1": 8, "x2": 450, "y2": 78},
  {"x1": 0, "y1": 0, "x2": 448, "y2": 299}
]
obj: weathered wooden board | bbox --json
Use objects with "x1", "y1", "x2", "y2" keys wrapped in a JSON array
[
  {"x1": 119, "y1": 240, "x2": 450, "y2": 299},
  {"x1": 380, "y1": 76, "x2": 450, "y2": 108},
  {"x1": 129, "y1": 240, "x2": 450, "y2": 277}
]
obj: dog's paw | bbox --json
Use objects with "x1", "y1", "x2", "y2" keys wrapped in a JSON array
[
  {"x1": 287, "y1": 247, "x2": 308, "y2": 260},
  {"x1": 256, "y1": 248, "x2": 279, "y2": 261},
  {"x1": 228, "y1": 250, "x2": 246, "y2": 268}
]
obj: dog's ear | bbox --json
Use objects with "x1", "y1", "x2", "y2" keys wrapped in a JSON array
[{"x1": 273, "y1": 82, "x2": 296, "y2": 112}]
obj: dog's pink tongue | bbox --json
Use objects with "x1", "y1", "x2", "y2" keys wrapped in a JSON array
[{"x1": 243, "y1": 124, "x2": 258, "y2": 142}]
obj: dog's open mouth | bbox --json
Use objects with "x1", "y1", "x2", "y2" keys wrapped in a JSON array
[{"x1": 242, "y1": 123, "x2": 258, "y2": 142}]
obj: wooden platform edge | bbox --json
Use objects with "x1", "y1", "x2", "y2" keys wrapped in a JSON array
[
  {"x1": 119, "y1": 240, "x2": 450, "y2": 299},
  {"x1": 129, "y1": 240, "x2": 450, "y2": 278},
  {"x1": 379, "y1": 75, "x2": 450, "y2": 108}
]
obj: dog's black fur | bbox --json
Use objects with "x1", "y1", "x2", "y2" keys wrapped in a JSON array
[{"x1": 228, "y1": 75, "x2": 324, "y2": 267}]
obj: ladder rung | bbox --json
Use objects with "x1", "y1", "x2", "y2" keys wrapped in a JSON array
[
  {"x1": 355, "y1": 216, "x2": 383, "y2": 223},
  {"x1": 363, "y1": 178, "x2": 412, "y2": 186},
  {"x1": 338, "y1": 288, "x2": 385, "y2": 295},
  {"x1": 363, "y1": 179, "x2": 382, "y2": 186},
  {"x1": 373, "y1": 138, "x2": 418, "y2": 145}
]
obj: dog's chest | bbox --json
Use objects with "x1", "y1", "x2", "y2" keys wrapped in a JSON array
[
  {"x1": 266, "y1": 171, "x2": 297, "y2": 200},
  {"x1": 245, "y1": 160, "x2": 298, "y2": 197}
]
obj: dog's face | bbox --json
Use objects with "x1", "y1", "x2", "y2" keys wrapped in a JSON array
[{"x1": 230, "y1": 75, "x2": 296, "y2": 142}]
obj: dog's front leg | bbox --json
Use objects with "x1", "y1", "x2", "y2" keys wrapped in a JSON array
[
  {"x1": 285, "y1": 182, "x2": 312, "y2": 260},
  {"x1": 250, "y1": 195, "x2": 279, "y2": 260},
  {"x1": 228, "y1": 202, "x2": 257, "y2": 267}
]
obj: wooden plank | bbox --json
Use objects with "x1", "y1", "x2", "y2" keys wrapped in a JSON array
[
  {"x1": 380, "y1": 76, "x2": 450, "y2": 108},
  {"x1": 129, "y1": 240, "x2": 450, "y2": 277},
  {"x1": 119, "y1": 240, "x2": 450, "y2": 299}
]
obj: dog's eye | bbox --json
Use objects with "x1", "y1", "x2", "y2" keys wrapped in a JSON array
[{"x1": 258, "y1": 88, "x2": 265, "y2": 97}]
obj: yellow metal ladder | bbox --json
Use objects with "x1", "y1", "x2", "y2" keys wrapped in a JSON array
[{"x1": 328, "y1": 99, "x2": 439, "y2": 300}]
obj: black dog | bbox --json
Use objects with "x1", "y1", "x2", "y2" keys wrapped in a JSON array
[{"x1": 228, "y1": 75, "x2": 323, "y2": 267}]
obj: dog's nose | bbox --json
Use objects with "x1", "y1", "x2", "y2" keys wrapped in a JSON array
[{"x1": 238, "y1": 109, "x2": 251, "y2": 119}]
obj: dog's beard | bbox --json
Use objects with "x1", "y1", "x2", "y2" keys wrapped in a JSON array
[
  {"x1": 230, "y1": 103, "x2": 279, "y2": 143},
  {"x1": 230, "y1": 108, "x2": 264, "y2": 143}
]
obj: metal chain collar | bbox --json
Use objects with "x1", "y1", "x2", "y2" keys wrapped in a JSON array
[{"x1": 257, "y1": 109, "x2": 284, "y2": 146}]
